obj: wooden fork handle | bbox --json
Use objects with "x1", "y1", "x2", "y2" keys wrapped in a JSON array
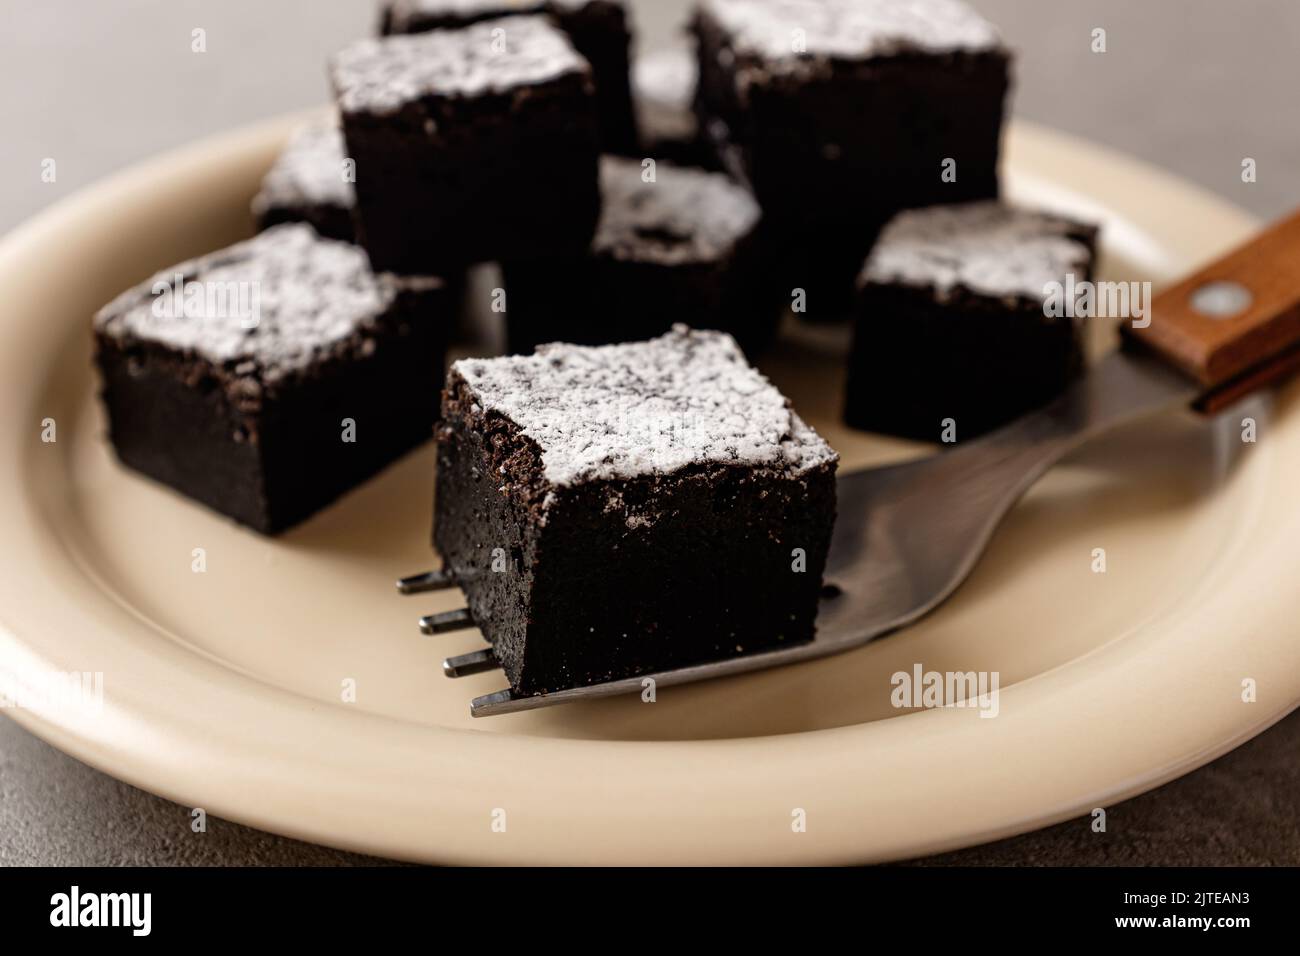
[{"x1": 1125, "y1": 209, "x2": 1300, "y2": 411}]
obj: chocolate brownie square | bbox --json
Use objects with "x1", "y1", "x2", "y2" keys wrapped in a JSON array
[
  {"x1": 434, "y1": 326, "x2": 838, "y2": 696},
  {"x1": 379, "y1": 0, "x2": 637, "y2": 153},
  {"x1": 94, "y1": 224, "x2": 449, "y2": 533},
  {"x1": 251, "y1": 120, "x2": 356, "y2": 243},
  {"x1": 501, "y1": 156, "x2": 778, "y2": 355},
  {"x1": 693, "y1": 0, "x2": 1010, "y2": 221},
  {"x1": 379, "y1": 0, "x2": 638, "y2": 154},
  {"x1": 845, "y1": 202, "x2": 1098, "y2": 441},
  {"x1": 331, "y1": 15, "x2": 601, "y2": 274}
]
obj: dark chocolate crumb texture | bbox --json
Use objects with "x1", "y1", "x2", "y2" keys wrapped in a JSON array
[
  {"x1": 379, "y1": 0, "x2": 638, "y2": 154},
  {"x1": 331, "y1": 15, "x2": 601, "y2": 273},
  {"x1": 846, "y1": 201, "x2": 1099, "y2": 440},
  {"x1": 251, "y1": 119, "x2": 356, "y2": 243},
  {"x1": 434, "y1": 325, "x2": 838, "y2": 696},
  {"x1": 503, "y1": 155, "x2": 779, "y2": 355},
  {"x1": 94, "y1": 223, "x2": 449, "y2": 533}
]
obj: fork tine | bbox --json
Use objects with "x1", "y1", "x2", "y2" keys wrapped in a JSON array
[
  {"x1": 396, "y1": 569, "x2": 456, "y2": 594},
  {"x1": 444, "y1": 649, "x2": 498, "y2": 678},
  {"x1": 419, "y1": 608, "x2": 475, "y2": 635},
  {"x1": 469, "y1": 689, "x2": 516, "y2": 716}
]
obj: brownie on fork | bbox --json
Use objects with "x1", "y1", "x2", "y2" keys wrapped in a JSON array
[{"x1": 434, "y1": 326, "x2": 838, "y2": 696}]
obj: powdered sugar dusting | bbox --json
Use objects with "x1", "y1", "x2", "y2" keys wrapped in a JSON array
[
  {"x1": 251, "y1": 120, "x2": 353, "y2": 214},
  {"x1": 595, "y1": 156, "x2": 759, "y2": 264},
  {"x1": 862, "y1": 201, "x2": 1095, "y2": 300},
  {"x1": 332, "y1": 15, "x2": 588, "y2": 114},
  {"x1": 453, "y1": 325, "x2": 836, "y2": 486},
  {"x1": 704, "y1": 0, "x2": 1002, "y2": 62},
  {"x1": 94, "y1": 224, "x2": 423, "y2": 378}
]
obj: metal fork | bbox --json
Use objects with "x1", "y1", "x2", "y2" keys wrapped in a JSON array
[{"x1": 401, "y1": 209, "x2": 1300, "y2": 717}]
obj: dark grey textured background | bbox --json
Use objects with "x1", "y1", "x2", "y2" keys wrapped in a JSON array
[{"x1": 2, "y1": 0, "x2": 1298, "y2": 865}]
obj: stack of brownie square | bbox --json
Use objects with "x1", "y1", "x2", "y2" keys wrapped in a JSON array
[
  {"x1": 685, "y1": 0, "x2": 1100, "y2": 437},
  {"x1": 91, "y1": 0, "x2": 1111, "y2": 702},
  {"x1": 691, "y1": 0, "x2": 1013, "y2": 319},
  {"x1": 328, "y1": 9, "x2": 784, "y2": 354},
  {"x1": 333, "y1": 7, "x2": 784, "y2": 379}
]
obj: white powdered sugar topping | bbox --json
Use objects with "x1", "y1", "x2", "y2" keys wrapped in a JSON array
[
  {"x1": 862, "y1": 201, "x2": 1095, "y2": 299},
  {"x1": 332, "y1": 15, "x2": 588, "y2": 114},
  {"x1": 594, "y1": 156, "x2": 760, "y2": 264},
  {"x1": 704, "y1": 0, "x2": 1002, "y2": 62},
  {"x1": 94, "y1": 224, "x2": 420, "y2": 377},
  {"x1": 453, "y1": 325, "x2": 836, "y2": 486},
  {"x1": 251, "y1": 120, "x2": 353, "y2": 213}
]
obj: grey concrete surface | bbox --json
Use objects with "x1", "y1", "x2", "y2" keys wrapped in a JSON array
[
  {"x1": 2, "y1": 0, "x2": 1298, "y2": 865},
  {"x1": 3, "y1": 706, "x2": 1298, "y2": 866}
]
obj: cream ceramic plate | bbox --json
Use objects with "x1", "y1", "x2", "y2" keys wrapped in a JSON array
[{"x1": 1, "y1": 114, "x2": 1295, "y2": 865}]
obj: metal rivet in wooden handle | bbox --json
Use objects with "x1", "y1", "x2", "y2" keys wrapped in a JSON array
[{"x1": 1127, "y1": 209, "x2": 1300, "y2": 391}]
